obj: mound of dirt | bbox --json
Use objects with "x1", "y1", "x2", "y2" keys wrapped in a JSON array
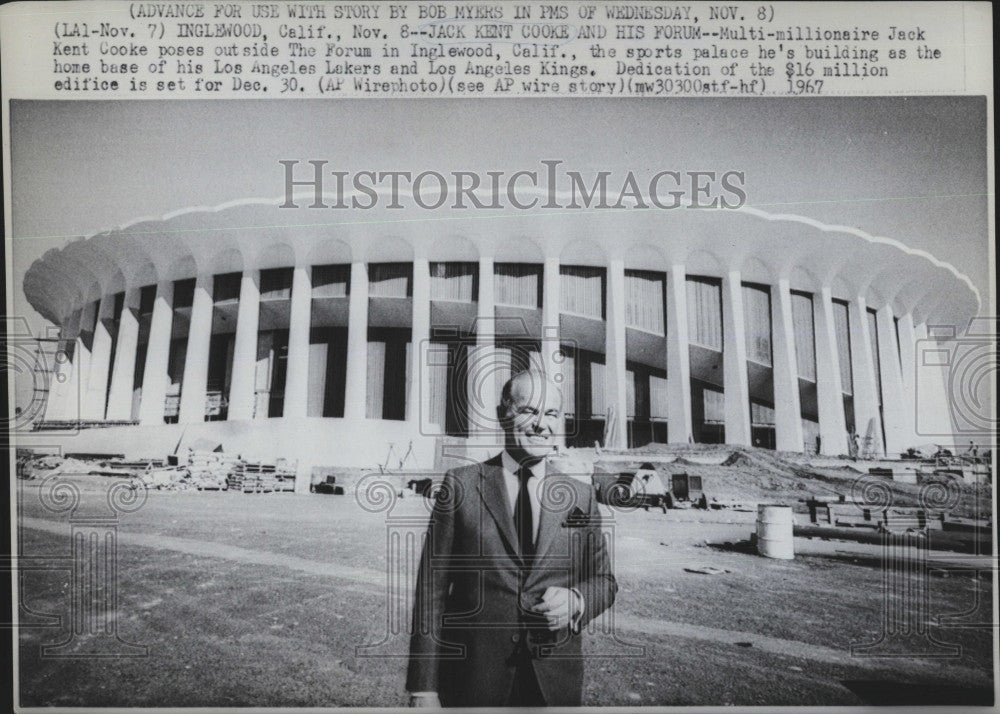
[
  {"x1": 721, "y1": 452, "x2": 751, "y2": 468},
  {"x1": 588, "y1": 444, "x2": 993, "y2": 519}
]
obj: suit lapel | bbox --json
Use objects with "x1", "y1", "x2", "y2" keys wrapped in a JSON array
[
  {"x1": 477, "y1": 455, "x2": 522, "y2": 564},
  {"x1": 531, "y1": 472, "x2": 568, "y2": 565},
  {"x1": 524, "y1": 471, "x2": 577, "y2": 591}
]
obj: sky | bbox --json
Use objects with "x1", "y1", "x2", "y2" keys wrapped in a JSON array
[{"x1": 8, "y1": 96, "x2": 992, "y2": 418}]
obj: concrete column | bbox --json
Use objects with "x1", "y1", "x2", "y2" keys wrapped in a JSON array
[
  {"x1": 138, "y1": 281, "x2": 174, "y2": 425},
  {"x1": 105, "y1": 288, "x2": 142, "y2": 420},
  {"x1": 343, "y1": 261, "x2": 369, "y2": 420},
  {"x1": 771, "y1": 279, "x2": 804, "y2": 452},
  {"x1": 81, "y1": 295, "x2": 116, "y2": 420},
  {"x1": 542, "y1": 256, "x2": 561, "y2": 334},
  {"x1": 848, "y1": 297, "x2": 881, "y2": 456},
  {"x1": 43, "y1": 344, "x2": 70, "y2": 422},
  {"x1": 542, "y1": 255, "x2": 563, "y2": 374},
  {"x1": 541, "y1": 256, "x2": 564, "y2": 445},
  {"x1": 285, "y1": 266, "x2": 315, "y2": 495},
  {"x1": 721, "y1": 271, "x2": 752, "y2": 445},
  {"x1": 666, "y1": 264, "x2": 693, "y2": 443},
  {"x1": 408, "y1": 257, "x2": 430, "y2": 429},
  {"x1": 72, "y1": 301, "x2": 98, "y2": 422},
  {"x1": 876, "y1": 305, "x2": 909, "y2": 456},
  {"x1": 604, "y1": 258, "x2": 628, "y2": 449},
  {"x1": 911, "y1": 323, "x2": 955, "y2": 448},
  {"x1": 468, "y1": 255, "x2": 498, "y2": 437},
  {"x1": 227, "y1": 270, "x2": 261, "y2": 421},
  {"x1": 282, "y1": 266, "x2": 312, "y2": 418},
  {"x1": 813, "y1": 287, "x2": 848, "y2": 455},
  {"x1": 895, "y1": 312, "x2": 919, "y2": 449},
  {"x1": 45, "y1": 309, "x2": 83, "y2": 421},
  {"x1": 178, "y1": 273, "x2": 214, "y2": 424}
]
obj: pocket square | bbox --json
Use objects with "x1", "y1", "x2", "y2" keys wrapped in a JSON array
[{"x1": 562, "y1": 507, "x2": 596, "y2": 527}]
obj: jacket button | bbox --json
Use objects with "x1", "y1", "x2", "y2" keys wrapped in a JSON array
[{"x1": 511, "y1": 633, "x2": 521, "y2": 643}]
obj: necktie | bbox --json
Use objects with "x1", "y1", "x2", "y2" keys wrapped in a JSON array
[{"x1": 513, "y1": 466, "x2": 535, "y2": 559}]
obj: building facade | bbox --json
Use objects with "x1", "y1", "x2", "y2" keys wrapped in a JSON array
[{"x1": 23, "y1": 196, "x2": 979, "y2": 489}]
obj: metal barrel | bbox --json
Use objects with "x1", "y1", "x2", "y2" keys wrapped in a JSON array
[{"x1": 756, "y1": 504, "x2": 794, "y2": 560}]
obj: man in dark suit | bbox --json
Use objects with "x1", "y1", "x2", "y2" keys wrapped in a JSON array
[{"x1": 407, "y1": 370, "x2": 617, "y2": 707}]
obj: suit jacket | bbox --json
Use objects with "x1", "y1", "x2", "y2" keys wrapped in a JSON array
[{"x1": 406, "y1": 454, "x2": 617, "y2": 707}]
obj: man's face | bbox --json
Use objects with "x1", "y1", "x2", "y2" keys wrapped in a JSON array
[{"x1": 500, "y1": 372, "x2": 563, "y2": 464}]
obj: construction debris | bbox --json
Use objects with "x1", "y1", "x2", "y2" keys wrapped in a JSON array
[
  {"x1": 17, "y1": 455, "x2": 96, "y2": 479},
  {"x1": 226, "y1": 460, "x2": 297, "y2": 493},
  {"x1": 313, "y1": 475, "x2": 344, "y2": 495},
  {"x1": 138, "y1": 465, "x2": 188, "y2": 490},
  {"x1": 16, "y1": 446, "x2": 298, "y2": 494},
  {"x1": 187, "y1": 450, "x2": 241, "y2": 490},
  {"x1": 708, "y1": 498, "x2": 753, "y2": 511},
  {"x1": 684, "y1": 565, "x2": 731, "y2": 575}
]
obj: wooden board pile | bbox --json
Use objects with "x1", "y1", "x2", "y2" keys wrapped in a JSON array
[
  {"x1": 89, "y1": 458, "x2": 166, "y2": 478},
  {"x1": 274, "y1": 458, "x2": 297, "y2": 492},
  {"x1": 806, "y1": 499, "x2": 937, "y2": 532},
  {"x1": 227, "y1": 460, "x2": 296, "y2": 493}
]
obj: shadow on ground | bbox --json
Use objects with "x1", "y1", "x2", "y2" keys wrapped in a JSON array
[{"x1": 842, "y1": 679, "x2": 994, "y2": 705}]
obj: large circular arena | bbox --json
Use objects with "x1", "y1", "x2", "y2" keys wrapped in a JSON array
[{"x1": 22, "y1": 189, "x2": 979, "y2": 490}]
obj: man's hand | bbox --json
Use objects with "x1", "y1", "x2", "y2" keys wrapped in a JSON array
[
  {"x1": 408, "y1": 692, "x2": 441, "y2": 708},
  {"x1": 533, "y1": 586, "x2": 583, "y2": 631}
]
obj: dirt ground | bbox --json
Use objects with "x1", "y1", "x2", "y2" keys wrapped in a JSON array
[
  {"x1": 13, "y1": 451, "x2": 996, "y2": 708},
  {"x1": 592, "y1": 443, "x2": 994, "y2": 521}
]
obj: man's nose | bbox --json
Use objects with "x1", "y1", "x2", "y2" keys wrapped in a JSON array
[{"x1": 530, "y1": 414, "x2": 552, "y2": 432}]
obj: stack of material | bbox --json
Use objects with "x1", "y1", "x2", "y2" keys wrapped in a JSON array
[
  {"x1": 109, "y1": 458, "x2": 165, "y2": 471},
  {"x1": 222, "y1": 459, "x2": 298, "y2": 493},
  {"x1": 226, "y1": 465, "x2": 249, "y2": 492},
  {"x1": 257, "y1": 463, "x2": 279, "y2": 492},
  {"x1": 229, "y1": 462, "x2": 277, "y2": 493},
  {"x1": 275, "y1": 458, "x2": 297, "y2": 492},
  {"x1": 188, "y1": 450, "x2": 240, "y2": 490},
  {"x1": 89, "y1": 458, "x2": 165, "y2": 478}
]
